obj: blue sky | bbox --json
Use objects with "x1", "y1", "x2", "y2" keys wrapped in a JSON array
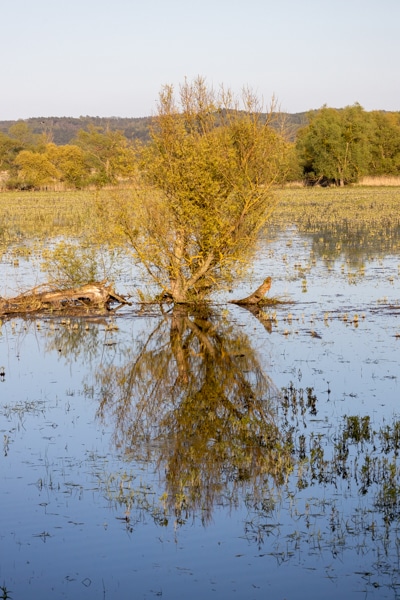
[{"x1": 1, "y1": 0, "x2": 399, "y2": 120}]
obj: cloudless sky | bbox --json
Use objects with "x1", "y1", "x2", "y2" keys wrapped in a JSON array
[{"x1": 1, "y1": 0, "x2": 399, "y2": 120}]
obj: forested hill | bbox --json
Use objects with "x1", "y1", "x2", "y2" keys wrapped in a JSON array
[
  {"x1": 0, "y1": 112, "x2": 309, "y2": 145},
  {"x1": 0, "y1": 116, "x2": 154, "y2": 145}
]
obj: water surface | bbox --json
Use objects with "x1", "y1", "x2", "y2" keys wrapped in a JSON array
[{"x1": 1, "y1": 227, "x2": 399, "y2": 599}]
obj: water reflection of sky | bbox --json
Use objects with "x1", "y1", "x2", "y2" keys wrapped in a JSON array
[
  {"x1": 231, "y1": 228, "x2": 399, "y2": 419},
  {"x1": 1, "y1": 229, "x2": 400, "y2": 599}
]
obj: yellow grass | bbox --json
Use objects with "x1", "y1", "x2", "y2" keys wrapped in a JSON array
[
  {"x1": 1, "y1": 186, "x2": 400, "y2": 256},
  {"x1": 272, "y1": 186, "x2": 400, "y2": 259},
  {"x1": 358, "y1": 176, "x2": 400, "y2": 187},
  {"x1": 0, "y1": 190, "x2": 93, "y2": 244}
]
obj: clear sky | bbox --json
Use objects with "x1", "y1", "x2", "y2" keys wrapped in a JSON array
[{"x1": 1, "y1": 0, "x2": 399, "y2": 120}]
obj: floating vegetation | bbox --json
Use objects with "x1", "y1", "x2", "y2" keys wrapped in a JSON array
[
  {"x1": 2, "y1": 399, "x2": 47, "y2": 419},
  {"x1": 99, "y1": 472, "x2": 169, "y2": 530}
]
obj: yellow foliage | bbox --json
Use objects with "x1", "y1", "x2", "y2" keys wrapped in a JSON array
[{"x1": 104, "y1": 78, "x2": 290, "y2": 302}]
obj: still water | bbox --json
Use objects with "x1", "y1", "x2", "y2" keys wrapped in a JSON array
[{"x1": 1, "y1": 228, "x2": 399, "y2": 599}]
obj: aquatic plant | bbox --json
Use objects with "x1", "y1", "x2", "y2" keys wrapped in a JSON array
[{"x1": 0, "y1": 585, "x2": 12, "y2": 600}]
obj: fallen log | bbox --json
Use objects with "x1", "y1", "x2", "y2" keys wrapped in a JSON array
[
  {"x1": 0, "y1": 281, "x2": 131, "y2": 317},
  {"x1": 230, "y1": 277, "x2": 272, "y2": 305}
]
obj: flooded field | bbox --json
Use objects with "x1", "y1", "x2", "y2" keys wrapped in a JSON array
[{"x1": 1, "y1": 188, "x2": 400, "y2": 599}]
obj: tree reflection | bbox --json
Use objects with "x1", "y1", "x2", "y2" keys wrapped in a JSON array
[
  {"x1": 43, "y1": 317, "x2": 110, "y2": 364},
  {"x1": 95, "y1": 306, "x2": 292, "y2": 521}
]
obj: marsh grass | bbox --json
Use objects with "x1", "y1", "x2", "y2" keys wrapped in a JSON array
[
  {"x1": 0, "y1": 191, "x2": 93, "y2": 245},
  {"x1": 1, "y1": 186, "x2": 399, "y2": 244},
  {"x1": 273, "y1": 186, "x2": 400, "y2": 232},
  {"x1": 272, "y1": 186, "x2": 400, "y2": 261},
  {"x1": 1, "y1": 186, "x2": 399, "y2": 245},
  {"x1": 1, "y1": 186, "x2": 400, "y2": 296}
]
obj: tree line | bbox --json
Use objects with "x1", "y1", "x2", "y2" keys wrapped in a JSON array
[
  {"x1": 0, "y1": 123, "x2": 137, "y2": 189},
  {"x1": 0, "y1": 102, "x2": 400, "y2": 190},
  {"x1": 296, "y1": 104, "x2": 400, "y2": 185}
]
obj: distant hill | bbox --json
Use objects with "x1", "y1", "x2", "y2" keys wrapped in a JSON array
[
  {"x1": 0, "y1": 115, "x2": 154, "y2": 145},
  {"x1": 0, "y1": 112, "x2": 310, "y2": 145}
]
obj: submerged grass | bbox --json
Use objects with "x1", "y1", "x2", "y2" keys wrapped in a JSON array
[
  {"x1": 1, "y1": 186, "x2": 400, "y2": 292},
  {"x1": 1, "y1": 186, "x2": 399, "y2": 248},
  {"x1": 273, "y1": 186, "x2": 400, "y2": 230},
  {"x1": 272, "y1": 186, "x2": 400, "y2": 259},
  {"x1": 0, "y1": 190, "x2": 93, "y2": 246}
]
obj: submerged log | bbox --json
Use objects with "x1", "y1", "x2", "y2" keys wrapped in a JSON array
[
  {"x1": 230, "y1": 277, "x2": 272, "y2": 305},
  {"x1": 0, "y1": 281, "x2": 131, "y2": 317}
]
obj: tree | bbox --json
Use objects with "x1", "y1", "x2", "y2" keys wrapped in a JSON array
[
  {"x1": 105, "y1": 78, "x2": 289, "y2": 303},
  {"x1": 15, "y1": 149, "x2": 60, "y2": 188},
  {"x1": 367, "y1": 111, "x2": 400, "y2": 176},
  {"x1": 8, "y1": 120, "x2": 40, "y2": 148},
  {"x1": 45, "y1": 143, "x2": 91, "y2": 188},
  {"x1": 73, "y1": 126, "x2": 136, "y2": 186},
  {"x1": 0, "y1": 132, "x2": 23, "y2": 173},
  {"x1": 296, "y1": 104, "x2": 370, "y2": 186}
]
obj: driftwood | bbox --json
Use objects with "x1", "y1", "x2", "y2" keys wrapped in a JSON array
[
  {"x1": 0, "y1": 281, "x2": 131, "y2": 317},
  {"x1": 230, "y1": 277, "x2": 272, "y2": 305}
]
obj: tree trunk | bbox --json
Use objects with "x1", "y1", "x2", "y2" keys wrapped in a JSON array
[
  {"x1": 230, "y1": 277, "x2": 272, "y2": 305},
  {"x1": 0, "y1": 282, "x2": 130, "y2": 317}
]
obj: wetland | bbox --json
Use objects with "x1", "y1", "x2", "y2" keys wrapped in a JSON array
[{"x1": 1, "y1": 187, "x2": 400, "y2": 599}]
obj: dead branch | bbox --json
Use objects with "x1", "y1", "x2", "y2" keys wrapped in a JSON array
[
  {"x1": 0, "y1": 281, "x2": 131, "y2": 317},
  {"x1": 230, "y1": 277, "x2": 272, "y2": 305}
]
